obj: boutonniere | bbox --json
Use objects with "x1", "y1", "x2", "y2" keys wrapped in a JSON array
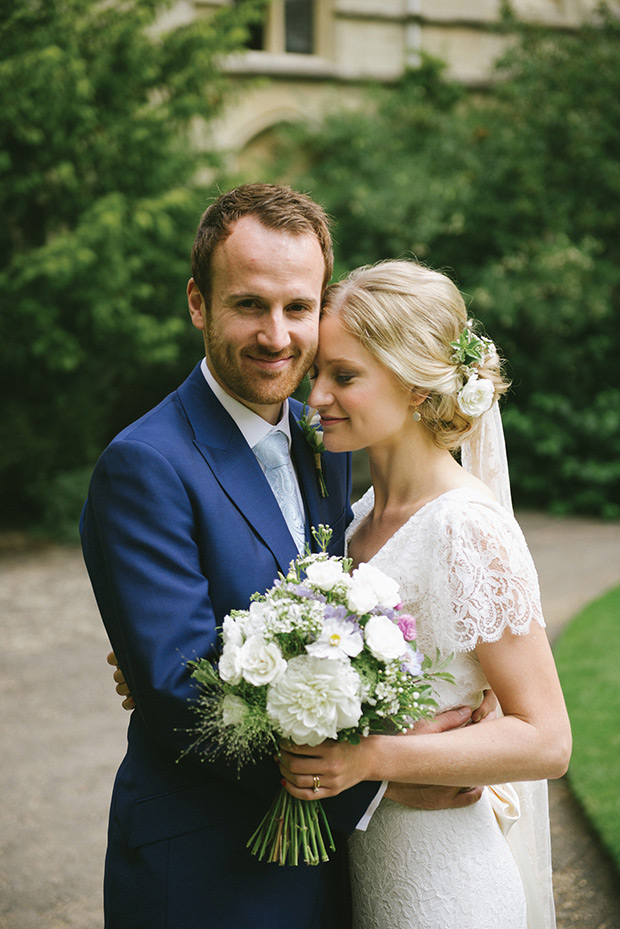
[{"x1": 299, "y1": 404, "x2": 328, "y2": 497}]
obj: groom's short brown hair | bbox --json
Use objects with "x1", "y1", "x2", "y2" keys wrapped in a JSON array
[{"x1": 191, "y1": 183, "x2": 334, "y2": 306}]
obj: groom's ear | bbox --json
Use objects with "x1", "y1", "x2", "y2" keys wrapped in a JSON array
[{"x1": 188, "y1": 278, "x2": 207, "y2": 331}]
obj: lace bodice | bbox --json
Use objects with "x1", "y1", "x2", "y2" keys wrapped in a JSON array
[{"x1": 347, "y1": 486, "x2": 545, "y2": 713}]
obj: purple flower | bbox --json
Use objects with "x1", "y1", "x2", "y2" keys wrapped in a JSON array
[
  {"x1": 401, "y1": 648, "x2": 424, "y2": 676},
  {"x1": 287, "y1": 583, "x2": 327, "y2": 603},
  {"x1": 324, "y1": 604, "x2": 349, "y2": 622}
]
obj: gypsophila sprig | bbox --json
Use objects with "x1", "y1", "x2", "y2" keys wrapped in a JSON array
[
  {"x1": 184, "y1": 524, "x2": 451, "y2": 866},
  {"x1": 299, "y1": 404, "x2": 328, "y2": 497}
]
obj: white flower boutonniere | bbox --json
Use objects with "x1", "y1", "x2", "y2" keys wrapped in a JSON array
[{"x1": 299, "y1": 404, "x2": 328, "y2": 497}]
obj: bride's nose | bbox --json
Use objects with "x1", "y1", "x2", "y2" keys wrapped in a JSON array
[{"x1": 308, "y1": 376, "x2": 331, "y2": 409}]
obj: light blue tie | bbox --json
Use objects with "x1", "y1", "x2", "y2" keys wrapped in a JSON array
[{"x1": 253, "y1": 430, "x2": 306, "y2": 553}]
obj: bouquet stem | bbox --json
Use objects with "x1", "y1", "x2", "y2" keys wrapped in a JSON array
[{"x1": 247, "y1": 787, "x2": 335, "y2": 866}]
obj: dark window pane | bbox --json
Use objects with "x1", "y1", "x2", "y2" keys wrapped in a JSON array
[
  {"x1": 285, "y1": 0, "x2": 314, "y2": 54},
  {"x1": 234, "y1": 0, "x2": 266, "y2": 50}
]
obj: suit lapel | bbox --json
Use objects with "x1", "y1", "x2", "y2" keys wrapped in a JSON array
[{"x1": 177, "y1": 365, "x2": 298, "y2": 574}]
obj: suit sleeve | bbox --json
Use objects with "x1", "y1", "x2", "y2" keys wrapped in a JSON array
[{"x1": 81, "y1": 437, "x2": 283, "y2": 801}]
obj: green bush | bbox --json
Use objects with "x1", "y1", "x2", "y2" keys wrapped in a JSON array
[
  {"x1": 554, "y1": 585, "x2": 620, "y2": 871},
  {"x1": 0, "y1": 0, "x2": 267, "y2": 526},
  {"x1": 257, "y1": 9, "x2": 620, "y2": 517},
  {"x1": 34, "y1": 467, "x2": 95, "y2": 544}
]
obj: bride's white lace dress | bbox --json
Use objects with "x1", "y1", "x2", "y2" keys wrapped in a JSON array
[{"x1": 347, "y1": 487, "x2": 556, "y2": 929}]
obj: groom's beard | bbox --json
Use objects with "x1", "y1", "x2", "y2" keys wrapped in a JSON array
[{"x1": 204, "y1": 318, "x2": 316, "y2": 406}]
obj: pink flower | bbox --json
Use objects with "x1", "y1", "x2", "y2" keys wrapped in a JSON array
[{"x1": 397, "y1": 614, "x2": 417, "y2": 641}]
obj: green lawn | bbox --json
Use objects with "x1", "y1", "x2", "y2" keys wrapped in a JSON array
[{"x1": 554, "y1": 584, "x2": 620, "y2": 871}]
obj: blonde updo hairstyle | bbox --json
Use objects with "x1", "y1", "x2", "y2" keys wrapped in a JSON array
[{"x1": 322, "y1": 259, "x2": 509, "y2": 451}]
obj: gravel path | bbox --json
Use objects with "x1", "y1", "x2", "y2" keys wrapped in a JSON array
[{"x1": 1, "y1": 512, "x2": 619, "y2": 928}]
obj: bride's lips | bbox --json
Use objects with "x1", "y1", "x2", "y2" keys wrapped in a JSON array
[{"x1": 319, "y1": 414, "x2": 347, "y2": 427}]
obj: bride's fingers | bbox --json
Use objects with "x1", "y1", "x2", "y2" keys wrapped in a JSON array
[
  {"x1": 281, "y1": 775, "x2": 332, "y2": 800},
  {"x1": 279, "y1": 747, "x2": 326, "y2": 774},
  {"x1": 279, "y1": 740, "x2": 327, "y2": 757}
]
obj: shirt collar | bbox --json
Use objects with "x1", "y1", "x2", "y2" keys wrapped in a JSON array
[{"x1": 200, "y1": 357, "x2": 292, "y2": 449}]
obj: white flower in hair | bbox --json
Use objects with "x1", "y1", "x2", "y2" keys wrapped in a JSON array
[{"x1": 457, "y1": 373, "x2": 495, "y2": 417}]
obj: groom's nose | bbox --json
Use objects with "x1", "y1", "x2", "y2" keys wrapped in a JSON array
[{"x1": 256, "y1": 309, "x2": 292, "y2": 353}]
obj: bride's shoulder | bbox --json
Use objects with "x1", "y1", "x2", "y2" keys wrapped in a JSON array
[{"x1": 431, "y1": 486, "x2": 522, "y2": 544}]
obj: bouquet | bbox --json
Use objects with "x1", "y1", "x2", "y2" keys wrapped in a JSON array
[{"x1": 186, "y1": 525, "x2": 449, "y2": 866}]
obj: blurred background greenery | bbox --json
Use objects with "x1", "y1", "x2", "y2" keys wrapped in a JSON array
[{"x1": 2, "y1": 0, "x2": 620, "y2": 541}]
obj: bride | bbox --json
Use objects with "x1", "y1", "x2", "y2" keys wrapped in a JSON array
[{"x1": 278, "y1": 259, "x2": 572, "y2": 929}]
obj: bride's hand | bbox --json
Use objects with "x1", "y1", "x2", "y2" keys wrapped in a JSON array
[
  {"x1": 278, "y1": 700, "x2": 495, "y2": 802},
  {"x1": 279, "y1": 738, "x2": 376, "y2": 799}
]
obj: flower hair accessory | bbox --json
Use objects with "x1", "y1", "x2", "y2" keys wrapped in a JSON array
[
  {"x1": 450, "y1": 322, "x2": 497, "y2": 417},
  {"x1": 299, "y1": 404, "x2": 328, "y2": 497}
]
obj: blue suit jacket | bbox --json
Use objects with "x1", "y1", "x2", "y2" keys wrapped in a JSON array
[{"x1": 81, "y1": 363, "x2": 378, "y2": 929}]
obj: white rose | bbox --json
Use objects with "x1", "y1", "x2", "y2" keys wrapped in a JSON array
[
  {"x1": 364, "y1": 615, "x2": 408, "y2": 662},
  {"x1": 266, "y1": 655, "x2": 362, "y2": 745},
  {"x1": 457, "y1": 374, "x2": 495, "y2": 417},
  {"x1": 236, "y1": 601, "x2": 269, "y2": 639},
  {"x1": 221, "y1": 615, "x2": 243, "y2": 648},
  {"x1": 221, "y1": 693, "x2": 248, "y2": 727},
  {"x1": 239, "y1": 635, "x2": 287, "y2": 687},
  {"x1": 345, "y1": 579, "x2": 379, "y2": 614},
  {"x1": 349, "y1": 562, "x2": 401, "y2": 610},
  {"x1": 219, "y1": 644, "x2": 243, "y2": 685},
  {"x1": 305, "y1": 559, "x2": 345, "y2": 592}
]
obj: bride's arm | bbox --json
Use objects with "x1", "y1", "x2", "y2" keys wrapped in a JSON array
[{"x1": 279, "y1": 621, "x2": 571, "y2": 799}]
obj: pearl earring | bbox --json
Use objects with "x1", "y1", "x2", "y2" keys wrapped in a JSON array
[{"x1": 412, "y1": 410, "x2": 421, "y2": 422}]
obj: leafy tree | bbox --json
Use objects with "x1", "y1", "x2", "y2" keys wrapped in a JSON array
[
  {"x1": 260, "y1": 7, "x2": 620, "y2": 517},
  {"x1": 0, "y1": 0, "x2": 266, "y2": 528}
]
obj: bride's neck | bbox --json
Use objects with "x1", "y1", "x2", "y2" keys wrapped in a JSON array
[{"x1": 367, "y1": 431, "x2": 459, "y2": 517}]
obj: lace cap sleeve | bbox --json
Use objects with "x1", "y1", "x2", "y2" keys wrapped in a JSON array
[{"x1": 428, "y1": 494, "x2": 545, "y2": 652}]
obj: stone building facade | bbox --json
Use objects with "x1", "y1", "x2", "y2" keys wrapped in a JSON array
[{"x1": 163, "y1": 1, "x2": 617, "y2": 163}]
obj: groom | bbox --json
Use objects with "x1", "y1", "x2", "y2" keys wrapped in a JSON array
[{"x1": 81, "y1": 183, "x2": 483, "y2": 929}]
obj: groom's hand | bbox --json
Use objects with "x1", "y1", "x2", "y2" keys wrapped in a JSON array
[
  {"x1": 405, "y1": 692, "x2": 498, "y2": 734},
  {"x1": 383, "y1": 694, "x2": 498, "y2": 810},
  {"x1": 385, "y1": 782, "x2": 484, "y2": 809},
  {"x1": 107, "y1": 651, "x2": 135, "y2": 710}
]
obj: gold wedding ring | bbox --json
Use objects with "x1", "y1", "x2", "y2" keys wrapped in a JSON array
[{"x1": 312, "y1": 775, "x2": 320, "y2": 793}]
